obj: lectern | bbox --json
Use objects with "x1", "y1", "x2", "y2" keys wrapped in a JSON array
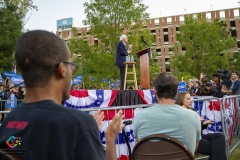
[{"x1": 136, "y1": 48, "x2": 150, "y2": 89}]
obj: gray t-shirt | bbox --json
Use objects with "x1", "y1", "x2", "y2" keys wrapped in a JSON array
[{"x1": 133, "y1": 104, "x2": 201, "y2": 155}]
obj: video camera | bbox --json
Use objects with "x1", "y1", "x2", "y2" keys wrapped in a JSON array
[{"x1": 216, "y1": 69, "x2": 232, "y2": 89}]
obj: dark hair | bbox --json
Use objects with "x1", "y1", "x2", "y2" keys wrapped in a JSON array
[
  {"x1": 204, "y1": 76, "x2": 210, "y2": 80},
  {"x1": 232, "y1": 71, "x2": 240, "y2": 77},
  {"x1": 153, "y1": 72, "x2": 178, "y2": 99},
  {"x1": 212, "y1": 74, "x2": 218, "y2": 78},
  {"x1": 15, "y1": 30, "x2": 69, "y2": 88},
  {"x1": 175, "y1": 91, "x2": 189, "y2": 106}
]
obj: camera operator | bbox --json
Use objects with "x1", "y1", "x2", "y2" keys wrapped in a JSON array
[{"x1": 221, "y1": 71, "x2": 240, "y2": 95}]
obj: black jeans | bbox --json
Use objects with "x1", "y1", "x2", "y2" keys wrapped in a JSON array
[
  {"x1": 119, "y1": 67, "x2": 125, "y2": 90},
  {"x1": 197, "y1": 133, "x2": 227, "y2": 160}
]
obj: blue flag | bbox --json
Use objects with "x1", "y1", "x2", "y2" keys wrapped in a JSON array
[{"x1": 178, "y1": 82, "x2": 187, "y2": 93}]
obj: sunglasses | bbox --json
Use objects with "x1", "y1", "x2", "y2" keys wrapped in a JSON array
[{"x1": 61, "y1": 60, "x2": 78, "y2": 72}]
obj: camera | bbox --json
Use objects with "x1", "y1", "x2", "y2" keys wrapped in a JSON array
[{"x1": 216, "y1": 69, "x2": 232, "y2": 89}]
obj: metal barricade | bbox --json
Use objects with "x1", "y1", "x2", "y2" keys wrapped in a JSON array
[
  {"x1": 191, "y1": 97, "x2": 226, "y2": 160},
  {"x1": 1, "y1": 96, "x2": 239, "y2": 159},
  {"x1": 0, "y1": 99, "x2": 22, "y2": 125},
  {"x1": 222, "y1": 95, "x2": 240, "y2": 157}
]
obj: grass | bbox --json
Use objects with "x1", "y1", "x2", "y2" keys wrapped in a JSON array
[
  {"x1": 229, "y1": 137, "x2": 240, "y2": 160},
  {"x1": 194, "y1": 137, "x2": 240, "y2": 160},
  {"x1": 229, "y1": 145, "x2": 240, "y2": 160}
]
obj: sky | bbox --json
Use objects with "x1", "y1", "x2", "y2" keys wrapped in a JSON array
[{"x1": 24, "y1": 0, "x2": 240, "y2": 33}]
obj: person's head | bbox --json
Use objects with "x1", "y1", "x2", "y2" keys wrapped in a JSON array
[
  {"x1": 120, "y1": 34, "x2": 128, "y2": 43},
  {"x1": 187, "y1": 81, "x2": 193, "y2": 88},
  {"x1": 175, "y1": 91, "x2": 192, "y2": 109},
  {"x1": 153, "y1": 72, "x2": 178, "y2": 100},
  {"x1": 203, "y1": 75, "x2": 210, "y2": 83},
  {"x1": 15, "y1": 30, "x2": 76, "y2": 101},
  {"x1": 212, "y1": 73, "x2": 219, "y2": 83},
  {"x1": 194, "y1": 81, "x2": 200, "y2": 88},
  {"x1": 205, "y1": 82, "x2": 212, "y2": 90},
  {"x1": 231, "y1": 71, "x2": 240, "y2": 81}
]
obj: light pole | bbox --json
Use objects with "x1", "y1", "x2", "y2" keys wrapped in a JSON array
[{"x1": 211, "y1": 5, "x2": 213, "y2": 11}]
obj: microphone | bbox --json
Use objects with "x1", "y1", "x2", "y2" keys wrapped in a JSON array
[
  {"x1": 141, "y1": 36, "x2": 147, "y2": 46},
  {"x1": 123, "y1": 120, "x2": 132, "y2": 126}
]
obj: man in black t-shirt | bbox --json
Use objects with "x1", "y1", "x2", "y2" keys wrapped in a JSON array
[{"x1": 0, "y1": 30, "x2": 123, "y2": 160}]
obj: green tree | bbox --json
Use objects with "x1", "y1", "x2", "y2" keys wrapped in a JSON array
[
  {"x1": 83, "y1": 0, "x2": 149, "y2": 53},
  {"x1": 228, "y1": 51, "x2": 240, "y2": 71},
  {"x1": 170, "y1": 14, "x2": 236, "y2": 79},
  {"x1": 68, "y1": 36, "x2": 115, "y2": 88},
  {"x1": 0, "y1": 0, "x2": 37, "y2": 72}
]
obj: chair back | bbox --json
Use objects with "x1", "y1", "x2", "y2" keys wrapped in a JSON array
[{"x1": 132, "y1": 134, "x2": 194, "y2": 160}]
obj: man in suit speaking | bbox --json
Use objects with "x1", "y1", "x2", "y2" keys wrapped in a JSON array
[{"x1": 115, "y1": 34, "x2": 132, "y2": 90}]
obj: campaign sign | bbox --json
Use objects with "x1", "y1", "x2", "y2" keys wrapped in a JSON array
[
  {"x1": 178, "y1": 82, "x2": 187, "y2": 93},
  {"x1": 3, "y1": 70, "x2": 15, "y2": 78},
  {"x1": 72, "y1": 78, "x2": 82, "y2": 84},
  {"x1": 10, "y1": 73, "x2": 24, "y2": 85},
  {"x1": 102, "y1": 78, "x2": 109, "y2": 83},
  {"x1": 76, "y1": 74, "x2": 83, "y2": 80},
  {"x1": 110, "y1": 82, "x2": 115, "y2": 89},
  {"x1": 0, "y1": 74, "x2": 2, "y2": 84}
]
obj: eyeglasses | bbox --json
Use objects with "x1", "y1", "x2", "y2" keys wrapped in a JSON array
[{"x1": 61, "y1": 60, "x2": 78, "y2": 72}]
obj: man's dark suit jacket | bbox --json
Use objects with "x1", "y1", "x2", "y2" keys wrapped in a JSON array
[{"x1": 115, "y1": 41, "x2": 129, "y2": 68}]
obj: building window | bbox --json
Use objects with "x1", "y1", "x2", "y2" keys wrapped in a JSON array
[
  {"x1": 230, "y1": 20, "x2": 236, "y2": 27},
  {"x1": 68, "y1": 31, "x2": 71, "y2": 37},
  {"x1": 164, "y1": 35, "x2": 169, "y2": 42},
  {"x1": 151, "y1": 29, "x2": 156, "y2": 33},
  {"x1": 94, "y1": 39, "x2": 98, "y2": 45},
  {"x1": 231, "y1": 30, "x2": 237, "y2": 37},
  {"x1": 59, "y1": 32, "x2": 62, "y2": 38},
  {"x1": 220, "y1": 11, "x2": 225, "y2": 19},
  {"x1": 182, "y1": 46, "x2": 186, "y2": 51},
  {"x1": 237, "y1": 41, "x2": 240, "y2": 48},
  {"x1": 206, "y1": 12, "x2": 211, "y2": 20},
  {"x1": 180, "y1": 16, "x2": 184, "y2": 22},
  {"x1": 167, "y1": 17, "x2": 172, "y2": 24},
  {"x1": 234, "y1": 9, "x2": 239, "y2": 17},
  {"x1": 163, "y1": 28, "x2": 168, "y2": 32}
]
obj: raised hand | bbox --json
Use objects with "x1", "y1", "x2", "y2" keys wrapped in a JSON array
[{"x1": 92, "y1": 110, "x2": 105, "y2": 130}]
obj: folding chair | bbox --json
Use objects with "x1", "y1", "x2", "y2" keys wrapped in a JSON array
[{"x1": 132, "y1": 134, "x2": 194, "y2": 160}]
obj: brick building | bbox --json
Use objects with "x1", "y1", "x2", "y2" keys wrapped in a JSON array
[{"x1": 56, "y1": 7, "x2": 240, "y2": 72}]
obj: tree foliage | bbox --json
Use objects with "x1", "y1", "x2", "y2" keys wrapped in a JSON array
[
  {"x1": 70, "y1": 0, "x2": 155, "y2": 88},
  {"x1": 170, "y1": 14, "x2": 236, "y2": 79},
  {"x1": 228, "y1": 51, "x2": 240, "y2": 72},
  {"x1": 0, "y1": 0, "x2": 37, "y2": 72},
  {"x1": 83, "y1": 0, "x2": 149, "y2": 55}
]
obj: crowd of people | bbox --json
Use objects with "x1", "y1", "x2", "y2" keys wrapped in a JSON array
[
  {"x1": 187, "y1": 72, "x2": 240, "y2": 97},
  {"x1": 0, "y1": 30, "x2": 238, "y2": 160}
]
